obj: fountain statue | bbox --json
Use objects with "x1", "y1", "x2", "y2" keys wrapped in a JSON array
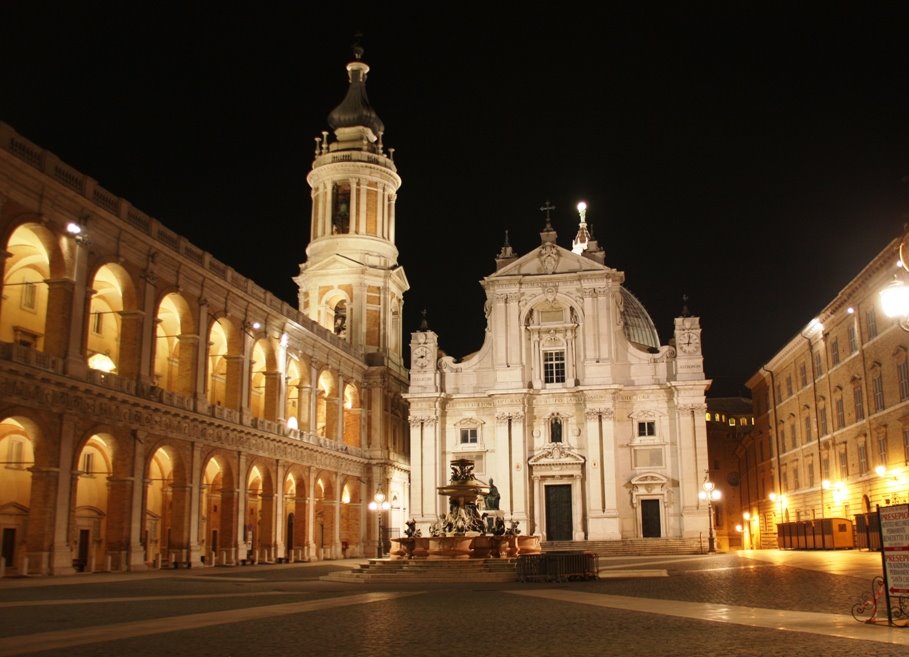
[{"x1": 388, "y1": 457, "x2": 540, "y2": 560}]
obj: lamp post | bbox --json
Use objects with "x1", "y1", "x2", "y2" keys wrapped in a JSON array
[
  {"x1": 699, "y1": 472, "x2": 721, "y2": 553},
  {"x1": 368, "y1": 487, "x2": 391, "y2": 558}
]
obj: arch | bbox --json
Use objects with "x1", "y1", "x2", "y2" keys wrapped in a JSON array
[
  {"x1": 313, "y1": 472, "x2": 334, "y2": 557},
  {"x1": 245, "y1": 461, "x2": 275, "y2": 562},
  {"x1": 0, "y1": 416, "x2": 37, "y2": 572},
  {"x1": 206, "y1": 316, "x2": 245, "y2": 411},
  {"x1": 153, "y1": 292, "x2": 195, "y2": 395},
  {"x1": 249, "y1": 340, "x2": 269, "y2": 419},
  {"x1": 86, "y1": 263, "x2": 138, "y2": 376},
  {"x1": 316, "y1": 369, "x2": 337, "y2": 438},
  {"x1": 73, "y1": 434, "x2": 113, "y2": 571},
  {"x1": 342, "y1": 382, "x2": 361, "y2": 447},
  {"x1": 1, "y1": 223, "x2": 55, "y2": 351},
  {"x1": 284, "y1": 357, "x2": 302, "y2": 431},
  {"x1": 143, "y1": 443, "x2": 190, "y2": 567},
  {"x1": 283, "y1": 467, "x2": 309, "y2": 561},
  {"x1": 320, "y1": 289, "x2": 350, "y2": 339},
  {"x1": 338, "y1": 474, "x2": 362, "y2": 556}
]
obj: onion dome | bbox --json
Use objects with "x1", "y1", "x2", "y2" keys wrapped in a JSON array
[{"x1": 327, "y1": 55, "x2": 385, "y2": 139}]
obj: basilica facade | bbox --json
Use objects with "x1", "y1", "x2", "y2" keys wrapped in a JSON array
[
  {"x1": 0, "y1": 53, "x2": 410, "y2": 575},
  {"x1": 405, "y1": 206, "x2": 713, "y2": 545}
]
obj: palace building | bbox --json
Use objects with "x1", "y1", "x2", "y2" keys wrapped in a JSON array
[
  {"x1": 0, "y1": 51, "x2": 410, "y2": 575},
  {"x1": 739, "y1": 234, "x2": 909, "y2": 550}
]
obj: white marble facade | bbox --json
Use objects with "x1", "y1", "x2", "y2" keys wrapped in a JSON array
[{"x1": 405, "y1": 214, "x2": 712, "y2": 543}]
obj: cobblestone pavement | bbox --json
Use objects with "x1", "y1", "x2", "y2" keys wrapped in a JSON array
[{"x1": 0, "y1": 550, "x2": 905, "y2": 657}]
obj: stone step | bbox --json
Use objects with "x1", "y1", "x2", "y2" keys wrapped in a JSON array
[{"x1": 322, "y1": 557, "x2": 520, "y2": 583}]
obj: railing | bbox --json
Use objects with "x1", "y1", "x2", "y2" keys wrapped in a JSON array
[{"x1": 0, "y1": 341, "x2": 367, "y2": 460}]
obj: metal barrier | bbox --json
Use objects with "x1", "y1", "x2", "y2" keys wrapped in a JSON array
[{"x1": 517, "y1": 550, "x2": 599, "y2": 582}]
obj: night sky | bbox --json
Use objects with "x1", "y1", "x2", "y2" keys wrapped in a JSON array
[{"x1": 3, "y1": 3, "x2": 908, "y2": 397}]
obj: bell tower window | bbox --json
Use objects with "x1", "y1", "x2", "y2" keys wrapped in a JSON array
[{"x1": 332, "y1": 183, "x2": 351, "y2": 234}]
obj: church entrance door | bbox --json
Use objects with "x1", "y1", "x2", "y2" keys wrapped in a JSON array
[
  {"x1": 545, "y1": 484, "x2": 572, "y2": 541},
  {"x1": 641, "y1": 499, "x2": 662, "y2": 537}
]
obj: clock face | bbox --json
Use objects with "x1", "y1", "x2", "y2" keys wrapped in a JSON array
[
  {"x1": 679, "y1": 331, "x2": 700, "y2": 354},
  {"x1": 413, "y1": 346, "x2": 431, "y2": 369}
]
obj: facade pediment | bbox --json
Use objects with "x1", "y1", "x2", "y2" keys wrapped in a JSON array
[
  {"x1": 490, "y1": 243, "x2": 610, "y2": 278},
  {"x1": 528, "y1": 442, "x2": 586, "y2": 466}
]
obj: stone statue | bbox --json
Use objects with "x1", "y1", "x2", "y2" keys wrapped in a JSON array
[
  {"x1": 404, "y1": 518, "x2": 421, "y2": 538},
  {"x1": 485, "y1": 478, "x2": 500, "y2": 510}
]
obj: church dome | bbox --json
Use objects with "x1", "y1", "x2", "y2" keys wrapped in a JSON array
[
  {"x1": 327, "y1": 60, "x2": 385, "y2": 137},
  {"x1": 620, "y1": 288, "x2": 660, "y2": 350}
]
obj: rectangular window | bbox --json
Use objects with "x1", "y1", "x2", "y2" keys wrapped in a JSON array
[
  {"x1": 781, "y1": 465, "x2": 788, "y2": 492},
  {"x1": 814, "y1": 351, "x2": 823, "y2": 377},
  {"x1": 775, "y1": 382, "x2": 782, "y2": 402},
  {"x1": 822, "y1": 452, "x2": 830, "y2": 479},
  {"x1": 803, "y1": 416, "x2": 812, "y2": 444},
  {"x1": 807, "y1": 459, "x2": 815, "y2": 488},
  {"x1": 839, "y1": 449, "x2": 849, "y2": 477},
  {"x1": 867, "y1": 309, "x2": 878, "y2": 339},
  {"x1": 899, "y1": 361, "x2": 909, "y2": 401},
  {"x1": 82, "y1": 451, "x2": 94, "y2": 476},
  {"x1": 637, "y1": 421, "x2": 656, "y2": 437},
  {"x1": 459, "y1": 428, "x2": 477, "y2": 444},
  {"x1": 858, "y1": 442, "x2": 868, "y2": 474},
  {"x1": 799, "y1": 364, "x2": 807, "y2": 388},
  {"x1": 853, "y1": 386, "x2": 865, "y2": 421},
  {"x1": 848, "y1": 325, "x2": 858, "y2": 353},
  {"x1": 835, "y1": 397, "x2": 845, "y2": 429},
  {"x1": 779, "y1": 426, "x2": 786, "y2": 452},
  {"x1": 831, "y1": 338, "x2": 840, "y2": 366},
  {"x1": 792, "y1": 462, "x2": 800, "y2": 490},
  {"x1": 543, "y1": 350, "x2": 566, "y2": 384},
  {"x1": 790, "y1": 421, "x2": 796, "y2": 448},
  {"x1": 20, "y1": 281, "x2": 37, "y2": 311},
  {"x1": 786, "y1": 376, "x2": 793, "y2": 397},
  {"x1": 818, "y1": 408, "x2": 828, "y2": 436},
  {"x1": 878, "y1": 433, "x2": 888, "y2": 466},
  {"x1": 872, "y1": 374, "x2": 885, "y2": 412},
  {"x1": 91, "y1": 312, "x2": 103, "y2": 336}
]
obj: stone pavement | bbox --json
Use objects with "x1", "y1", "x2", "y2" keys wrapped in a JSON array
[{"x1": 0, "y1": 549, "x2": 906, "y2": 656}]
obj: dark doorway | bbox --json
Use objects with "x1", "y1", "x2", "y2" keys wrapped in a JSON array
[
  {"x1": 545, "y1": 484, "x2": 573, "y2": 541},
  {"x1": 641, "y1": 499, "x2": 662, "y2": 537},
  {"x1": 1, "y1": 528, "x2": 15, "y2": 568},
  {"x1": 77, "y1": 528, "x2": 90, "y2": 571},
  {"x1": 286, "y1": 513, "x2": 294, "y2": 553}
]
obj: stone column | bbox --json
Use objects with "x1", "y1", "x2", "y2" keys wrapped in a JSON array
[
  {"x1": 187, "y1": 442, "x2": 203, "y2": 566},
  {"x1": 128, "y1": 430, "x2": 148, "y2": 570},
  {"x1": 274, "y1": 461, "x2": 286, "y2": 559}
]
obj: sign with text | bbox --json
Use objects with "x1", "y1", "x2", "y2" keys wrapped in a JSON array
[{"x1": 879, "y1": 503, "x2": 909, "y2": 595}]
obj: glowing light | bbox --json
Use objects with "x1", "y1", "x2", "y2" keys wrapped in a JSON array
[
  {"x1": 87, "y1": 353, "x2": 116, "y2": 372},
  {"x1": 880, "y1": 277, "x2": 909, "y2": 319},
  {"x1": 66, "y1": 222, "x2": 83, "y2": 235}
]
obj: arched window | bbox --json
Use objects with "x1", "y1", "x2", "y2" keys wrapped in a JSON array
[{"x1": 550, "y1": 417, "x2": 562, "y2": 443}]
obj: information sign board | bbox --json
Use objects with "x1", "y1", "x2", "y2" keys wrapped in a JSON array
[{"x1": 879, "y1": 503, "x2": 909, "y2": 595}]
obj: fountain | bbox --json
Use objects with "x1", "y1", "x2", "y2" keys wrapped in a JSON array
[{"x1": 389, "y1": 458, "x2": 541, "y2": 560}]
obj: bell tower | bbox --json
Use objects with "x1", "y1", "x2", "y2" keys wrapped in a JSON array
[{"x1": 295, "y1": 44, "x2": 408, "y2": 364}]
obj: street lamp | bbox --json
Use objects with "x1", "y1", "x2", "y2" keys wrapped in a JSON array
[
  {"x1": 368, "y1": 487, "x2": 391, "y2": 558},
  {"x1": 880, "y1": 228, "x2": 909, "y2": 331},
  {"x1": 698, "y1": 472, "x2": 721, "y2": 553}
]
